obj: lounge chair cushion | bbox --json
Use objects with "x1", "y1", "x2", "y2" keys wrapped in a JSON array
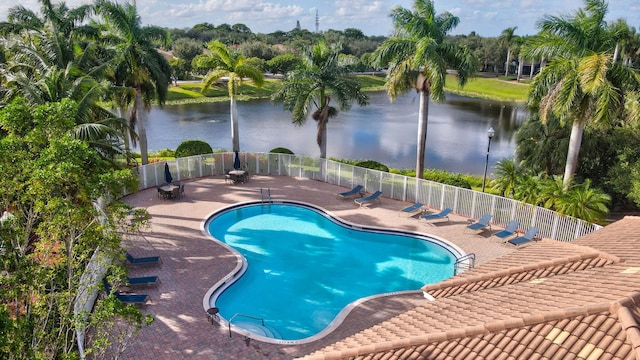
[
  {"x1": 493, "y1": 221, "x2": 519, "y2": 239},
  {"x1": 337, "y1": 185, "x2": 364, "y2": 199},
  {"x1": 422, "y1": 208, "x2": 452, "y2": 221},
  {"x1": 125, "y1": 252, "x2": 160, "y2": 265},
  {"x1": 399, "y1": 203, "x2": 424, "y2": 217},
  {"x1": 466, "y1": 214, "x2": 492, "y2": 232},
  {"x1": 354, "y1": 191, "x2": 383, "y2": 208},
  {"x1": 127, "y1": 276, "x2": 160, "y2": 287}
]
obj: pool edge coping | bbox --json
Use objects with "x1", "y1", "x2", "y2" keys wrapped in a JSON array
[{"x1": 199, "y1": 199, "x2": 467, "y2": 345}]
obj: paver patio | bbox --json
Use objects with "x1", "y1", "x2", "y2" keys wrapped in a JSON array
[{"x1": 119, "y1": 175, "x2": 516, "y2": 359}]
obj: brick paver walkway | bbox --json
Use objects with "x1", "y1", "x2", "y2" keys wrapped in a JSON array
[{"x1": 120, "y1": 176, "x2": 515, "y2": 359}]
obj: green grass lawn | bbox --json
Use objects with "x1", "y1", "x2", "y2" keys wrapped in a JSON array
[
  {"x1": 167, "y1": 79, "x2": 281, "y2": 104},
  {"x1": 355, "y1": 74, "x2": 387, "y2": 91},
  {"x1": 444, "y1": 74, "x2": 529, "y2": 102},
  {"x1": 167, "y1": 73, "x2": 528, "y2": 104}
]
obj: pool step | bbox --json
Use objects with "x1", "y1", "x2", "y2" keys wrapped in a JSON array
[{"x1": 235, "y1": 321, "x2": 283, "y2": 339}]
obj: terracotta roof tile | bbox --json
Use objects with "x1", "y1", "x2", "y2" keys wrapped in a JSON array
[{"x1": 300, "y1": 217, "x2": 640, "y2": 360}]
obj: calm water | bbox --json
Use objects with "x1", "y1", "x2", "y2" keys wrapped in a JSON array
[
  {"x1": 207, "y1": 203, "x2": 456, "y2": 340},
  {"x1": 147, "y1": 92, "x2": 526, "y2": 174}
]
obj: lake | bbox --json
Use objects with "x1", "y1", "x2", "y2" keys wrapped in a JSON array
[{"x1": 146, "y1": 91, "x2": 526, "y2": 175}]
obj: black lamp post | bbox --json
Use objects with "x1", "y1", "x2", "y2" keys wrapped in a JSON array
[{"x1": 481, "y1": 126, "x2": 495, "y2": 193}]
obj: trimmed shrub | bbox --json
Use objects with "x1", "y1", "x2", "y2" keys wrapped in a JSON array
[
  {"x1": 175, "y1": 140, "x2": 213, "y2": 158},
  {"x1": 354, "y1": 160, "x2": 389, "y2": 172},
  {"x1": 269, "y1": 147, "x2": 294, "y2": 155}
]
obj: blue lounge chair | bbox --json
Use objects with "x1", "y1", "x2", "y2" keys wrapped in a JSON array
[
  {"x1": 492, "y1": 220, "x2": 519, "y2": 239},
  {"x1": 125, "y1": 252, "x2": 160, "y2": 265},
  {"x1": 337, "y1": 185, "x2": 364, "y2": 199},
  {"x1": 354, "y1": 191, "x2": 383, "y2": 208},
  {"x1": 466, "y1": 214, "x2": 492, "y2": 233},
  {"x1": 507, "y1": 227, "x2": 539, "y2": 247},
  {"x1": 421, "y1": 208, "x2": 452, "y2": 222},
  {"x1": 103, "y1": 280, "x2": 150, "y2": 305},
  {"x1": 126, "y1": 276, "x2": 160, "y2": 287},
  {"x1": 115, "y1": 292, "x2": 149, "y2": 304},
  {"x1": 399, "y1": 203, "x2": 425, "y2": 217}
]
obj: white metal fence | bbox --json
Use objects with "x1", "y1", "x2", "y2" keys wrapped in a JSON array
[{"x1": 137, "y1": 152, "x2": 602, "y2": 242}]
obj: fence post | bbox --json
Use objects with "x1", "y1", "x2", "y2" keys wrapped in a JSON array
[
  {"x1": 470, "y1": 192, "x2": 477, "y2": 218},
  {"x1": 490, "y1": 196, "x2": 496, "y2": 216},
  {"x1": 453, "y1": 187, "x2": 460, "y2": 214},
  {"x1": 551, "y1": 215, "x2": 559, "y2": 240}
]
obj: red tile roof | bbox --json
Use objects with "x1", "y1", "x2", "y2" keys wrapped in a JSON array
[{"x1": 301, "y1": 216, "x2": 640, "y2": 360}]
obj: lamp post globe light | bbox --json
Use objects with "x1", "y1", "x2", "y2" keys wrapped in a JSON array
[{"x1": 481, "y1": 126, "x2": 495, "y2": 193}]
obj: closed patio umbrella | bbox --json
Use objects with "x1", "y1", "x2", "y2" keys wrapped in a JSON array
[
  {"x1": 233, "y1": 151, "x2": 241, "y2": 170},
  {"x1": 164, "y1": 162, "x2": 173, "y2": 184}
]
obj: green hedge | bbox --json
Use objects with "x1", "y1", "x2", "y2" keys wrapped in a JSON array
[
  {"x1": 269, "y1": 147, "x2": 294, "y2": 154},
  {"x1": 175, "y1": 140, "x2": 213, "y2": 158}
]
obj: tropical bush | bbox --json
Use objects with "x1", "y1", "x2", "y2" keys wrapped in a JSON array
[
  {"x1": 354, "y1": 160, "x2": 389, "y2": 172},
  {"x1": 175, "y1": 140, "x2": 213, "y2": 158}
]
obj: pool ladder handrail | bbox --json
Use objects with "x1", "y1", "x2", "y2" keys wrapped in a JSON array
[
  {"x1": 453, "y1": 253, "x2": 476, "y2": 275},
  {"x1": 228, "y1": 313, "x2": 265, "y2": 338},
  {"x1": 260, "y1": 188, "x2": 272, "y2": 203}
]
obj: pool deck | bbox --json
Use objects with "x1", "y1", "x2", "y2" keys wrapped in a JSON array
[{"x1": 120, "y1": 175, "x2": 516, "y2": 360}]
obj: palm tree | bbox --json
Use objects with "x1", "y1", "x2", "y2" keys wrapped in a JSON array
[
  {"x1": 490, "y1": 158, "x2": 520, "y2": 197},
  {"x1": 373, "y1": 0, "x2": 475, "y2": 179},
  {"x1": 199, "y1": 40, "x2": 264, "y2": 153},
  {"x1": 515, "y1": 113, "x2": 569, "y2": 176},
  {"x1": 0, "y1": 1, "x2": 127, "y2": 158},
  {"x1": 543, "y1": 178, "x2": 610, "y2": 222},
  {"x1": 273, "y1": 41, "x2": 368, "y2": 159},
  {"x1": 0, "y1": 0, "x2": 94, "y2": 37},
  {"x1": 521, "y1": 0, "x2": 640, "y2": 189},
  {"x1": 499, "y1": 27, "x2": 518, "y2": 76},
  {"x1": 94, "y1": 0, "x2": 172, "y2": 165}
]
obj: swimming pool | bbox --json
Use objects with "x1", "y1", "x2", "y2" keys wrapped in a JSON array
[{"x1": 203, "y1": 201, "x2": 463, "y2": 344}]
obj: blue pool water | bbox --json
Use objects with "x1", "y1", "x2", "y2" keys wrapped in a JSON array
[{"x1": 206, "y1": 202, "x2": 457, "y2": 341}]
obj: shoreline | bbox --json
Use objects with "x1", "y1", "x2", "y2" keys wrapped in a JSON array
[{"x1": 165, "y1": 87, "x2": 523, "y2": 106}]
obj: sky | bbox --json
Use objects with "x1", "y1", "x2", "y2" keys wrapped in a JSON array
[{"x1": 0, "y1": 0, "x2": 638, "y2": 37}]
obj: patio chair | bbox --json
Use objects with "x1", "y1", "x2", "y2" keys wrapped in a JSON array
[
  {"x1": 421, "y1": 208, "x2": 452, "y2": 222},
  {"x1": 466, "y1": 214, "x2": 492, "y2": 233},
  {"x1": 398, "y1": 203, "x2": 425, "y2": 217},
  {"x1": 354, "y1": 191, "x2": 383, "y2": 208},
  {"x1": 126, "y1": 276, "x2": 160, "y2": 287},
  {"x1": 337, "y1": 185, "x2": 364, "y2": 199},
  {"x1": 506, "y1": 227, "x2": 539, "y2": 247},
  {"x1": 170, "y1": 187, "x2": 180, "y2": 200},
  {"x1": 125, "y1": 252, "x2": 160, "y2": 266},
  {"x1": 157, "y1": 186, "x2": 170, "y2": 200},
  {"x1": 224, "y1": 169, "x2": 233, "y2": 184},
  {"x1": 103, "y1": 280, "x2": 150, "y2": 305},
  {"x1": 492, "y1": 220, "x2": 519, "y2": 240}
]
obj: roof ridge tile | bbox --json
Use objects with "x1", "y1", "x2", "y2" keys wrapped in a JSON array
[{"x1": 422, "y1": 252, "x2": 614, "y2": 300}]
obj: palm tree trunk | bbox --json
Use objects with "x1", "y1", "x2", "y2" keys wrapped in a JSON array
[
  {"x1": 415, "y1": 90, "x2": 430, "y2": 179},
  {"x1": 317, "y1": 96, "x2": 331, "y2": 159},
  {"x1": 136, "y1": 89, "x2": 149, "y2": 165},
  {"x1": 230, "y1": 96, "x2": 240, "y2": 152},
  {"x1": 505, "y1": 50, "x2": 511, "y2": 76},
  {"x1": 517, "y1": 56, "x2": 524, "y2": 81},
  {"x1": 529, "y1": 58, "x2": 535, "y2": 79},
  {"x1": 562, "y1": 121, "x2": 585, "y2": 189},
  {"x1": 319, "y1": 121, "x2": 328, "y2": 159},
  {"x1": 116, "y1": 105, "x2": 133, "y2": 163}
]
